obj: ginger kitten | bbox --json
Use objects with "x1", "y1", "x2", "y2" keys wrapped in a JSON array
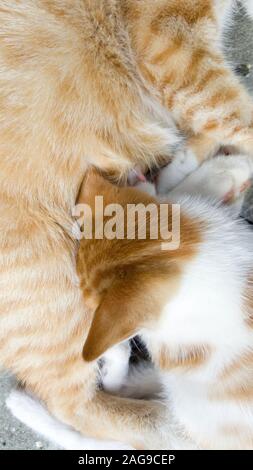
[
  {"x1": 80, "y1": 166, "x2": 253, "y2": 450},
  {"x1": 8, "y1": 158, "x2": 253, "y2": 450}
]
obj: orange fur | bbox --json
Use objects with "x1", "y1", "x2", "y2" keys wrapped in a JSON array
[
  {"x1": 123, "y1": 0, "x2": 253, "y2": 162},
  {"x1": 0, "y1": 1, "x2": 181, "y2": 449},
  {"x1": 79, "y1": 170, "x2": 201, "y2": 362},
  {"x1": 157, "y1": 344, "x2": 211, "y2": 371}
]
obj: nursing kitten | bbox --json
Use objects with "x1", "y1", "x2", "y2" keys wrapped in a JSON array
[
  {"x1": 8, "y1": 155, "x2": 253, "y2": 450},
  {"x1": 74, "y1": 161, "x2": 253, "y2": 450},
  {"x1": 2, "y1": 0, "x2": 253, "y2": 450}
]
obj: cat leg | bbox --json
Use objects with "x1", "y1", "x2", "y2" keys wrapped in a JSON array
[
  {"x1": 6, "y1": 390, "x2": 132, "y2": 450},
  {"x1": 100, "y1": 341, "x2": 131, "y2": 395},
  {"x1": 145, "y1": 130, "x2": 253, "y2": 195},
  {"x1": 0, "y1": 204, "x2": 170, "y2": 450},
  {"x1": 154, "y1": 147, "x2": 199, "y2": 191},
  {"x1": 39, "y1": 366, "x2": 169, "y2": 450},
  {"x1": 5, "y1": 307, "x2": 169, "y2": 450},
  {"x1": 124, "y1": 0, "x2": 253, "y2": 174},
  {"x1": 4, "y1": 300, "x2": 167, "y2": 450}
]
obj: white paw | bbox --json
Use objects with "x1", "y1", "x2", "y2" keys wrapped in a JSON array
[
  {"x1": 156, "y1": 148, "x2": 198, "y2": 194},
  {"x1": 135, "y1": 181, "x2": 157, "y2": 197},
  {"x1": 194, "y1": 155, "x2": 253, "y2": 204},
  {"x1": 101, "y1": 342, "x2": 131, "y2": 394}
]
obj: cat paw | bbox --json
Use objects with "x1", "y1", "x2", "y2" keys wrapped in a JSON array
[
  {"x1": 169, "y1": 154, "x2": 253, "y2": 216},
  {"x1": 135, "y1": 181, "x2": 157, "y2": 196},
  {"x1": 197, "y1": 155, "x2": 253, "y2": 205},
  {"x1": 101, "y1": 342, "x2": 131, "y2": 394},
  {"x1": 156, "y1": 147, "x2": 199, "y2": 194}
]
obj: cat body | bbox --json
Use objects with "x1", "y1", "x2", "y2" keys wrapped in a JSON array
[
  {"x1": 81, "y1": 158, "x2": 253, "y2": 450},
  {"x1": 0, "y1": 0, "x2": 181, "y2": 449},
  {"x1": 2, "y1": 0, "x2": 253, "y2": 449}
]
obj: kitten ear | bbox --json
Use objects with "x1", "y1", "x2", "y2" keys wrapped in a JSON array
[
  {"x1": 82, "y1": 262, "x2": 173, "y2": 362},
  {"x1": 82, "y1": 282, "x2": 147, "y2": 362}
]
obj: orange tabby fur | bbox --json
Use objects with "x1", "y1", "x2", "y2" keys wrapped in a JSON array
[
  {"x1": 1, "y1": 0, "x2": 253, "y2": 449},
  {"x1": 123, "y1": 0, "x2": 253, "y2": 161},
  {"x1": 0, "y1": 0, "x2": 181, "y2": 449}
]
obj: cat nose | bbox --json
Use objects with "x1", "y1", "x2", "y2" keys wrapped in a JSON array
[{"x1": 127, "y1": 166, "x2": 147, "y2": 186}]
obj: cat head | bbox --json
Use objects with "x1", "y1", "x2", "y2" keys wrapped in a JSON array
[{"x1": 77, "y1": 169, "x2": 199, "y2": 361}]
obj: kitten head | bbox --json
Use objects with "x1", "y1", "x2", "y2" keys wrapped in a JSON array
[{"x1": 77, "y1": 169, "x2": 199, "y2": 361}]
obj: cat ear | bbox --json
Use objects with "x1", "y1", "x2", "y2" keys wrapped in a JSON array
[
  {"x1": 82, "y1": 260, "x2": 173, "y2": 362},
  {"x1": 82, "y1": 281, "x2": 148, "y2": 362}
]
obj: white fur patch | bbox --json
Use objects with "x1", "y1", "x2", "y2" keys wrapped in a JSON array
[
  {"x1": 141, "y1": 190, "x2": 253, "y2": 448},
  {"x1": 101, "y1": 342, "x2": 131, "y2": 394},
  {"x1": 168, "y1": 154, "x2": 253, "y2": 216},
  {"x1": 157, "y1": 148, "x2": 199, "y2": 194}
]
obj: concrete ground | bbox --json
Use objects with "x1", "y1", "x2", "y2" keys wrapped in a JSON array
[
  {"x1": 0, "y1": 374, "x2": 58, "y2": 450},
  {"x1": 1, "y1": 5, "x2": 253, "y2": 451}
]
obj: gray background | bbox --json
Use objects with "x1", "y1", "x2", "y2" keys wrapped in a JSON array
[{"x1": 1, "y1": 5, "x2": 253, "y2": 451}]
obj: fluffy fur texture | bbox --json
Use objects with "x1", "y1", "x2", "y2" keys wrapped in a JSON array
[
  {"x1": 6, "y1": 389, "x2": 133, "y2": 450},
  {"x1": 2, "y1": 0, "x2": 253, "y2": 449},
  {"x1": 0, "y1": 0, "x2": 183, "y2": 449}
]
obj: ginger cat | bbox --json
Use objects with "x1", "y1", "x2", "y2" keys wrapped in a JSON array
[
  {"x1": 1, "y1": 0, "x2": 253, "y2": 449},
  {"x1": 0, "y1": 0, "x2": 180, "y2": 450}
]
